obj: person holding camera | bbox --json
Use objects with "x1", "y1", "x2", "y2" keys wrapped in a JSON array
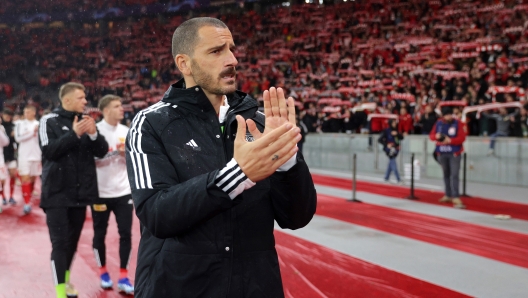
[
  {"x1": 378, "y1": 119, "x2": 404, "y2": 184},
  {"x1": 429, "y1": 106, "x2": 467, "y2": 209}
]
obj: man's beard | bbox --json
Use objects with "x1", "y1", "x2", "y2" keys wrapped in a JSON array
[{"x1": 191, "y1": 60, "x2": 236, "y2": 95}]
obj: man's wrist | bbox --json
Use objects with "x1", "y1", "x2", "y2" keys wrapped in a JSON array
[
  {"x1": 276, "y1": 153, "x2": 297, "y2": 172},
  {"x1": 88, "y1": 131, "x2": 98, "y2": 140},
  {"x1": 215, "y1": 158, "x2": 255, "y2": 199}
]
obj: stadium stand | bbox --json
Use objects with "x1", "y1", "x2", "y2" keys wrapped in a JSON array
[{"x1": 0, "y1": 0, "x2": 527, "y2": 135}]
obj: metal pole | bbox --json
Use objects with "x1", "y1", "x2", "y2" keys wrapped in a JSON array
[
  {"x1": 461, "y1": 152, "x2": 470, "y2": 197},
  {"x1": 406, "y1": 153, "x2": 418, "y2": 200},
  {"x1": 349, "y1": 153, "x2": 362, "y2": 203}
]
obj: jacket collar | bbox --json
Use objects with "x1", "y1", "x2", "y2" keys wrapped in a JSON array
[
  {"x1": 53, "y1": 106, "x2": 78, "y2": 120},
  {"x1": 161, "y1": 79, "x2": 258, "y2": 116}
]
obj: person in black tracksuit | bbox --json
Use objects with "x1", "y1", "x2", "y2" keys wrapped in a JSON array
[
  {"x1": 1, "y1": 109, "x2": 17, "y2": 205},
  {"x1": 39, "y1": 82, "x2": 108, "y2": 298},
  {"x1": 126, "y1": 18, "x2": 317, "y2": 298}
]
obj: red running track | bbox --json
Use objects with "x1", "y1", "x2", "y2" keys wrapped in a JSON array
[
  {"x1": 316, "y1": 194, "x2": 528, "y2": 269},
  {"x1": 0, "y1": 196, "x2": 467, "y2": 297},
  {"x1": 312, "y1": 173, "x2": 528, "y2": 221},
  {"x1": 275, "y1": 231, "x2": 470, "y2": 298}
]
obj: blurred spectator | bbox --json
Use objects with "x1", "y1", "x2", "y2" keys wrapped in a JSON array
[
  {"x1": 419, "y1": 105, "x2": 438, "y2": 135},
  {"x1": 378, "y1": 119, "x2": 404, "y2": 184},
  {"x1": 398, "y1": 108, "x2": 413, "y2": 135},
  {"x1": 485, "y1": 108, "x2": 518, "y2": 155}
]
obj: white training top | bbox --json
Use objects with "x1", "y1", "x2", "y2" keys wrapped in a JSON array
[
  {"x1": 95, "y1": 119, "x2": 131, "y2": 198},
  {"x1": 0, "y1": 126, "x2": 10, "y2": 166},
  {"x1": 15, "y1": 119, "x2": 41, "y2": 161}
]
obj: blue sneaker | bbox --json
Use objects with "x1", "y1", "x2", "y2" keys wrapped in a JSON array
[
  {"x1": 2, "y1": 198, "x2": 6, "y2": 205},
  {"x1": 117, "y1": 277, "x2": 134, "y2": 295},
  {"x1": 8, "y1": 198, "x2": 16, "y2": 205},
  {"x1": 23, "y1": 204, "x2": 31, "y2": 215},
  {"x1": 100, "y1": 272, "x2": 113, "y2": 289}
]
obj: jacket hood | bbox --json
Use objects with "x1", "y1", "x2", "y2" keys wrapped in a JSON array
[{"x1": 161, "y1": 79, "x2": 257, "y2": 116}]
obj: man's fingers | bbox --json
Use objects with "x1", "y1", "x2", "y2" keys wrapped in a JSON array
[
  {"x1": 271, "y1": 140, "x2": 299, "y2": 165},
  {"x1": 234, "y1": 115, "x2": 247, "y2": 144},
  {"x1": 260, "y1": 126, "x2": 300, "y2": 156},
  {"x1": 287, "y1": 97, "x2": 296, "y2": 125},
  {"x1": 263, "y1": 90, "x2": 272, "y2": 119},
  {"x1": 269, "y1": 87, "x2": 280, "y2": 117},
  {"x1": 246, "y1": 119, "x2": 262, "y2": 140},
  {"x1": 255, "y1": 122, "x2": 293, "y2": 147},
  {"x1": 277, "y1": 88, "x2": 288, "y2": 119},
  {"x1": 73, "y1": 116, "x2": 78, "y2": 123}
]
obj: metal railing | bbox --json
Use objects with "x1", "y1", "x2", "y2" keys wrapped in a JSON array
[{"x1": 303, "y1": 133, "x2": 528, "y2": 187}]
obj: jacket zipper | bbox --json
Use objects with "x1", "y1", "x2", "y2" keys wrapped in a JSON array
[{"x1": 222, "y1": 104, "x2": 256, "y2": 297}]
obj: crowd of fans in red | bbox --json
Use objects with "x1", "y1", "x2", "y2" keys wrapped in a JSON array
[
  {"x1": 0, "y1": 0, "x2": 167, "y2": 15},
  {"x1": 0, "y1": 0, "x2": 528, "y2": 137}
]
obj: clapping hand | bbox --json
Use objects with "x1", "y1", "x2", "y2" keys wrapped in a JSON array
[{"x1": 245, "y1": 87, "x2": 297, "y2": 140}]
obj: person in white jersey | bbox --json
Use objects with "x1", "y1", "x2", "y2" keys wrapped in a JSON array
[
  {"x1": 0, "y1": 123, "x2": 11, "y2": 214},
  {"x1": 92, "y1": 94, "x2": 134, "y2": 295},
  {"x1": 14, "y1": 105, "x2": 41, "y2": 215}
]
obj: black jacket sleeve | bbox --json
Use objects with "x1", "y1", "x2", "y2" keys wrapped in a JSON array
[
  {"x1": 126, "y1": 117, "x2": 235, "y2": 239},
  {"x1": 270, "y1": 153, "x2": 317, "y2": 230},
  {"x1": 80, "y1": 132, "x2": 108, "y2": 158},
  {"x1": 39, "y1": 117, "x2": 82, "y2": 161}
]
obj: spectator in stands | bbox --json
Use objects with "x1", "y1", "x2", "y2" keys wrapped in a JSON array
[
  {"x1": 430, "y1": 106, "x2": 466, "y2": 209},
  {"x1": 419, "y1": 105, "x2": 438, "y2": 135},
  {"x1": 14, "y1": 105, "x2": 41, "y2": 215},
  {"x1": 398, "y1": 107, "x2": 413, "y2": 135},
  {"x1": 39, "y1": 82, "x2": 108, "y2": 298},
  {"x1": 1, "y1": 109, "x2": 17, "y2": 206},
  {"x1": 302, "y1": 104, "x2": 318, "y2": 133},
  {"x1": 92, "y1": 95, "x2": 134, "y2": 295},
  {"x1": 126, "y1": 17, "x2": 316, "y2": 298},
  {"x1": 321, "y1": 111, "x2": 343, "y2": 133},
  {"x1": 378, "y1": 119, "x2": 404, "y2": 184},
  {"x1": 485, "y1": 107, "x2": 518, "y2": 156},
  {"x1": 521, "y1": 103, "x2": 528, "y2": 137}
]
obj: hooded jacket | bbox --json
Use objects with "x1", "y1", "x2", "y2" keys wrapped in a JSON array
[
  {"x1": 39, "y1": 107, "x2": 108, "y2": 208},
  {"x1": 126, "y1": 80, "x2": 317, "y2": 298},
  {"x1": 378, "y1": 122, "x2": 404, "y2": 158}
]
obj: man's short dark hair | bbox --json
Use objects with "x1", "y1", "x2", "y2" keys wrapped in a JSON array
[
  {"x1": 2, "y1": 109, "x2": 14, "y2": 116},
  {"x1": 59, "y1": 82, "x2": 85, "y2": 101},
  {"x1": 24, "y1": 105, "x2": 37, "y2": 111},
  {"x1": 171, "y1": 17, "x2": 228, "y2": 59},
  {"x1": 98, "y1": 94, "x2": 121, "y2": 111}
]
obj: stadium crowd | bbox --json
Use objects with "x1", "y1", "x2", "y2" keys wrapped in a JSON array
[{"x1": 0, "y1": 0, "x2": 528, "y2": 138}]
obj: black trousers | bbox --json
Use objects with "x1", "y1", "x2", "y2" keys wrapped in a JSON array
[
  {"x1": 91, "y1": 194, "x2": 133, "y2": 269},
  {"x1": 45, "y1": 207, "x2": 86, "y2": 285}
]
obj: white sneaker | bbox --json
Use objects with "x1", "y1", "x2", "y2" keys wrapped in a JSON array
[
  {"x1": 23, "y1": 204, "x2": 31, "y2": 215},
  {"x1": 117, "y1": 278, "x2": 134, "y2": 295},
  {"x1": 66, "y1": 283, "x2": 78, "y2": 297}
]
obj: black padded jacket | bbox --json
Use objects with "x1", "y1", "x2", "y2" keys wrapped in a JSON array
[
  {"x1": 39, "y1": 107, "x2": 108, "y2": 208},
  {"x1": 126, "y1": 79, "x2": 317, "y2": 298}
]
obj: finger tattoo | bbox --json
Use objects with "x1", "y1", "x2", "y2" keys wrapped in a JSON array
[{"x1": 272, "y1": 154, "x2": 279, "y2": 161}]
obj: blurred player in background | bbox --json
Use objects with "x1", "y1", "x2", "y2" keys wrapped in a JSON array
[
  {"x1": 15, "y1": 105, "x2": 41, "y2": 215},
  {"x1": 39, "y1": 82, "x2": 108, "y2": 298},
  {"x1": 92, "y1": 95, "x2": 134, "y2": 295},
  {"x1": 0, "y1": 122, "x2": 11, "y2": 213},
  {"x1": 1, "y1": 109, "x2": 17, "y2": 206}
]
